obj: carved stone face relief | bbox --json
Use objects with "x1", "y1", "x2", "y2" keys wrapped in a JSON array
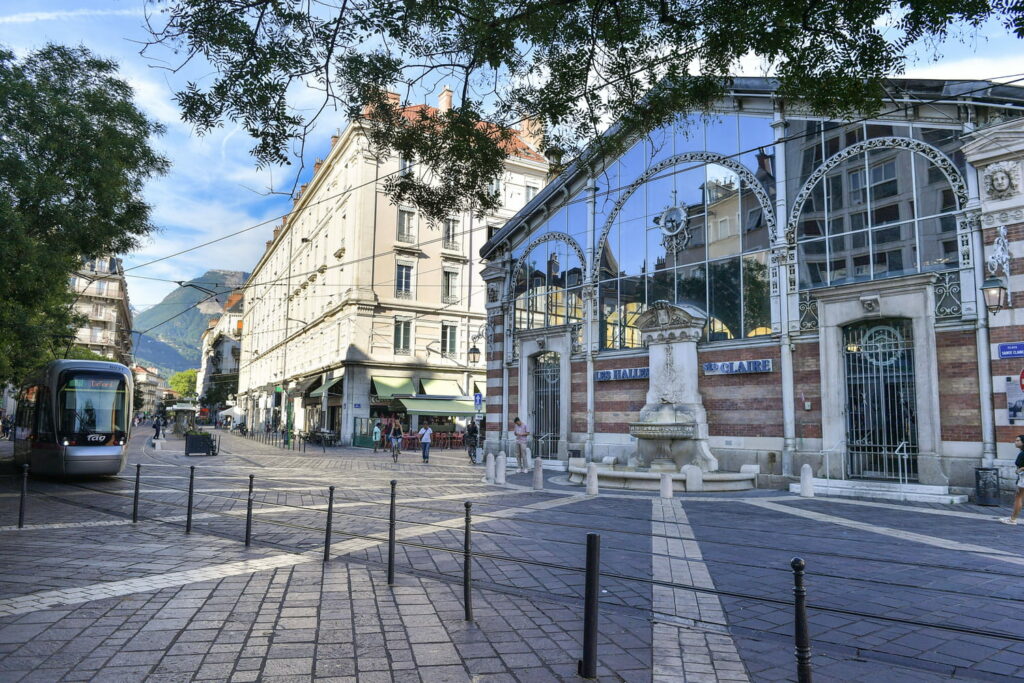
[{"x1": 984, "y1": 161, "x2": 1020, "y2": 201}]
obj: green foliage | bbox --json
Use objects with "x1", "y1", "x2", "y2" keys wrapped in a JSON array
[
  {"x1": 169, "y1": 368, "x2": 199, "y2": 397},
  {"x1": 145, "y1": 1, "x2": 1023, "y2": 222},
  {"x1": 201, "y1": 373, "x2": 238, "y2": 408},
  {"x1": 55, "y1": 346, "x2": 113, "y2": 363},
  {"x1": 0, "y1": 44, "x2": 168, "y2": 384}
]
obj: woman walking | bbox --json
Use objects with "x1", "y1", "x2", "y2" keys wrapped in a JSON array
[
  {"x1": 1000, "y1": 435, "x2": 1024, "y2": 524},
  {"x1": 418, "y1": 420, "x2": 433, "y2": 464}
]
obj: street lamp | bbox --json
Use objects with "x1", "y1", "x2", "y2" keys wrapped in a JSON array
[
  {"x1": 467, "y1": 346, "x2": 481, "y2": 364},
  {"x1": 982, "y1": 276, "x2": 1010, "y2": 314}
]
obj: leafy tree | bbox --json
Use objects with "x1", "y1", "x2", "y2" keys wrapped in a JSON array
[
  {"x1": 0, "y1": 45, "x2": 168, "y2": 384},
  {"x1": 144, "y1": 1, "x2": 1023, "y2": 221},
  {"x1": 201, "y1": 372, "x2": 238, "y2": 408},
  {"x1": 52, "y1": 346, "x2": 114, "y2": 363},
  {"x1": 169, "y1": 368, "x2": 199, "y2": 397}
]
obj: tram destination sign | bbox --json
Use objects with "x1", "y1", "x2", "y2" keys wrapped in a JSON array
[
  {"x1": 593, "y1": 367, "x2": 650, "y2": 381},
  {"x1": 702, "y1": 359, "x2": 773, "y2": 375}
]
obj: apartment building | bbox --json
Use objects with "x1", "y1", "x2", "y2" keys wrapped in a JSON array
[
  {"x1": 69, "y1": 257, "x2": 133, "y2": 366},
  {"x1": 238, "y1": 88, "x2": 548, "y2": 444},
  {"x1": 198, "y1": 291, "x2": 244, "y2": 405},
  {"x1": 133, "y1": 365, "x2": 170, "y2": 415}
]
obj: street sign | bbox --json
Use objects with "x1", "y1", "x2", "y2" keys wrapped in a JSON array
[
  {"x1": 473, "y1": 392, "x2": 483, "y2": 410},
  {"x1": 998, "y1": 342, "x2": 1024, "y2": 358}
]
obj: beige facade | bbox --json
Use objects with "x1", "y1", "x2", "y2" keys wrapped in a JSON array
[
  {"x1": 133, "y1": 365, "x2": 169, "y2": 415},
  {"x1": 238, "y1": 92, "x2": 548, "y2": 444},
  {"x1": 198, "y1": 291, "x2": 244, "y2": 404},
  {"x1": 70, "y1": 257, "x2": 133, "y2": 366}
]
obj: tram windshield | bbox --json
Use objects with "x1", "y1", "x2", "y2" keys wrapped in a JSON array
[{"x1": 57, "y1": 372, "x2": 128, "y2": 436}]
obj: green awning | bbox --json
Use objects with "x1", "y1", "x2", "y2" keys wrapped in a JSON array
[
  {"x1": 309, "y1": 377, "x2": 343, "y2": 398},
  {"x1": 372, "y1": 376, "x2": 416, "y2": 398},
  {"x1": 421, "y1": 378, "x2": 464, "y2": 396},
  {"x1": 397, "y1": 398, "x2": 480, "y2": 416}
]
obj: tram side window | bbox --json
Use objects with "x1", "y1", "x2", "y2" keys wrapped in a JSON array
[
  {"x1": 35, "y1": 387, "x2": 54, "y2": 442},
  {"x1": 16, "y1": 386, "x2": 38, "y2": 435}
]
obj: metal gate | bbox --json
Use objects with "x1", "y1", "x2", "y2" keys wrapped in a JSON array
[
  {"x1": 532, "y1": 351, "x2": 560, "y2": 459},
  {"x1": 843, "y1": 319, "x2": 918, "y2": 481}
]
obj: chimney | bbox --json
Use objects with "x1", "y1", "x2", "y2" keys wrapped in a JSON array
[
  {"x1": 330, "y1": 135, "x2": 339, "y2": 148},
  {"x1": 438, "y1": 85, "x2": 453, "y2": 113},
  {"x1": 520, "y1": 115, "x2": 543, "y2": 151},
  {"x1": 313, "y1": 158, "x2": 323, "y2": 174},
  {"x1": 386, "y1": 91, "x2": 400, "y2": 106}
]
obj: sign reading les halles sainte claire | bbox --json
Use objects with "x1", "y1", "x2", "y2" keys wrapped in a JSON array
[
  {"x1": 702, "y1": 359, "x2": 773, "y2": 375},
  {"x1": 593, "y1": 367, "x2": 650, "y2": 381}
]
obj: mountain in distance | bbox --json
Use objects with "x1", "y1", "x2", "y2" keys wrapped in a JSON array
[{"x1": 132, "y1": 269, "x2": 248, "y2": 375}]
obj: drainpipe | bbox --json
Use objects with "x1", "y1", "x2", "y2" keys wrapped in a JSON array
[
  {"x1": 585, "y1": 178, "x2": 597, "y2": 460},
  {"x1": 772, "y1": 110, "x2": 797, "y2": 476}
]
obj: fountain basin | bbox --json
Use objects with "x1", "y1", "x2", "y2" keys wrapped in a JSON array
[{"x1": 566, "y1": 458, "x2": 756, "y2": 492}]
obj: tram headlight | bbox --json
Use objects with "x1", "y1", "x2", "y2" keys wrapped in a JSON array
[{"x1": 62, "y1": 439, "x2": 69, "y2": 447}]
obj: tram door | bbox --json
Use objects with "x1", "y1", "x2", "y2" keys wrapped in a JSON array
[
  {"x1": 843, "y1": 319, "x2": 919, "y2": 480},
  {"x1": 532, "y1": 352, "x2": 561, "y2": 459}
]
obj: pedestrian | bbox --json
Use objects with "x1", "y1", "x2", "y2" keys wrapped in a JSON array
[
  {"x1": 1000, "y1": 434, "x2": 1024, "y2": 524},
  {"x1": 466, "y1": 419, "x2": 479, "y2": 464},
  {"x1": 418, "y1": 420, "x2": 433, "y2": 464},
  {"x1": 372, "y1": 422, "x2": 381, "y2": 452},
  {"x1": 513, "y1": 417, "x2": 530, "y2": 473},
  {"x1": 153, "y1": 418, "x2": 161, "y2": 440},
  {"x1": 390, "y1": 422, "x2": 403, "y2": 456}
]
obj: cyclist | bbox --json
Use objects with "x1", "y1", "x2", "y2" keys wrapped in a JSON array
[
  {"x1": 390, "y1": 422, "x2": 403, "y2": 463},
  {"x1": 465, "y1": 419, "x2": 479, "y2": 464}
]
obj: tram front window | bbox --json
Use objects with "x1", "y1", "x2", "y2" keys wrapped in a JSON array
[{"x1": 58, "y1": 373, "x2": 127, "y2": 439}]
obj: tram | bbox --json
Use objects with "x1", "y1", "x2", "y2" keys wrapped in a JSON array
[{"x1": 13, "y1": 359, "x2": 133, "y2": 476}]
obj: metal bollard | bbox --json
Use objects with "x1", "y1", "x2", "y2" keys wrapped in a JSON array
[
  {"x1": 323, "y1": 486, "x2": 335, "y2": 563},
  {"x1": 248, "y1": 474, "x2": 254, "y2": 497},
  {"x1": 387, "y1": 479, "x2": 397, "y2": 585},
  {"x1": 17, "y1": 464, "x2": 28, "y2": 529},
  {"x1": 792, "y1": 557, "x2": 812, "y2": 682},
  {"x1": 463, "y1": 502, "x2": 473, "y2": 621},
  {"x1": 245, "y1": 495, "x2": 254, "y2": 546},
  {"x1": 186, "y1": 466, "x2": 195, "y2": 533},
  {"x1": 132, "y1": 464, "x2": 141, "y2": 523},
  {"x1": 578, "y1": 533, "x2": 601, "y2": 678}
]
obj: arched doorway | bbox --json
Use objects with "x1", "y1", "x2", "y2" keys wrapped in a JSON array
[
  {"x1": 843, "y1": 319, "x2": 918, "y2": 480},
  {"x1": 532, "y1": 351, "x2": 561, "y2": 459}
]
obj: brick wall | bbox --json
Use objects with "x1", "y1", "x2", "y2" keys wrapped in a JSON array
[
  {"x1": 593, "y1": 356, "x2": 648, "y2": 433},
  {"x1": 698, "y1": 346, "x2": 783, "y2": 438},
  {"x1": 793, "y1": 341, "x2": 822, "y2": 440},
  {"x1": 570, "y1": 360, "x2": 587, "y2": 433},
  {"x1": 936, "y1": 329, "x2": 983, "y2": 442}
]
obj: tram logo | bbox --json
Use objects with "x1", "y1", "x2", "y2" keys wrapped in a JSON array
[{"x1": 86, "y1": 434, "x2": 106, "y2": 442}]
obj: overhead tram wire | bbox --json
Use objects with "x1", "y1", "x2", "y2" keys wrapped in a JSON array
[{"x1": 121, "y1": 74, "x2": 1024, "y2": 287}]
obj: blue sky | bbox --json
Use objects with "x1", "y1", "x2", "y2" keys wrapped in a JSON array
[{"x1": 0, "y1": 1, "x2": 1022, "y2": 311}]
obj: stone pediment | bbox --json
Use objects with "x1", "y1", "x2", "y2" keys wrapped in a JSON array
[
  {"x1": 962, "y1": 120, "x2": 1024, "y2": 165},
  {"x1": 636, "y1": 300, "x2": 707, "y2": 333}
]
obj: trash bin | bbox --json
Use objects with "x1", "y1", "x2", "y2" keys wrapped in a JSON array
[{"x1": 975, "y1": 467, "x2": 1000, "y2": 506}]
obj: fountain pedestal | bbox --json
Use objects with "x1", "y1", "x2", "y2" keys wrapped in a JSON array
[{"x1": 628, "y1": 301, "x2": 718, "y2": 473}]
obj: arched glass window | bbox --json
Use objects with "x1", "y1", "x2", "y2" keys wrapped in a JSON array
[
  {"x1": 597, "y1": 114, "x2": 776, "y2": 348},
  {"x1": 792, "y1": 123, "x2": 963, "y2": 290},
  {"x1": 512, "y1": 236, "x2": 585, "y2": 331}
]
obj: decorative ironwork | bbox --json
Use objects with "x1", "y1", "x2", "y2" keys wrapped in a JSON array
[
  {"x1": 508, "y1": 232, "x2": 587, "y2": 300},
  {"x1": 396, "y1": 231, "x2": 415, "y2": 244},
  {"x1": 987, "y1": 225, "x2": 1011, "y2": 279},
  {"x1": 843, "y1": 319, "x2": 919, "y2": 481},
  {"x1": 786, "y1": 137, "x2": 968, "y2": 245},
  {"x1": 532, "y1": 351, "x2": 561, "y2": 460},
  {"x1": 798, "y1": 292, "x2": 818, "y2": 331},
  {"x1": 934, "y1": 272, "x2": 963, "y2": 319},
  {"x1": 570, "y1": 323, "x2": 585, "y2": 355},
  {"x1": 593, "y1": 151, "x2": 777, "y2": 281}
]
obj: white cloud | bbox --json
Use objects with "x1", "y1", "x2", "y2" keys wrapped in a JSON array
[
  {"x1": 0, "y1": 8, "x2": 143, "y2": 24},
  {"x1": 902, "y1": 56, "x2": 1024, "y2": 82}
]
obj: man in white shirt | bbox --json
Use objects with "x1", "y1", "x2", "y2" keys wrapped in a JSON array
[
  {"x1": 418, "y1": 421, "x2": 433, "y2": 464},
  {"x1": 513, "y1": 417, "x2": 530, "y2": 473}
]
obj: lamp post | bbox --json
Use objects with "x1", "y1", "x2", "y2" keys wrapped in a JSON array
[{"x1": 982, "y1": 276, "x2": 1010, "y2": 314}]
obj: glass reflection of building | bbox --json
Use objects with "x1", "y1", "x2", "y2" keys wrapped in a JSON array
[{"x1": 504, "y1": 110, "x2": 967, "y2": 348}]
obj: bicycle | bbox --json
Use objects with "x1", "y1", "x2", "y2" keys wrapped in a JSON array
[
  {"x1": 391, "y1": 436, "x2": 401, "y2": 463},
  {"x1": 466, "y1": 435, "x2": 478, "y2": 465}
]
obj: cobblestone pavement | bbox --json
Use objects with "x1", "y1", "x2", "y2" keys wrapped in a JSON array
[{"x1": 2, "y1": 433, "x2": 1024, "y2": 681}]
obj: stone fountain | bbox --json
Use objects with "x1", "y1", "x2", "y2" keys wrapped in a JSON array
[
  {"x1": 629, "y1": 301, "x2": 719, "y2": 473},
  {"x1": 567, "y1": 300, "x2": 755, "y2": 492}
]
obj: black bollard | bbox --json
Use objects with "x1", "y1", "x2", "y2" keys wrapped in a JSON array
[
  {"x1": 245, "y1": 495, "x2": 254, "y2": 546},
  {"x1": 792, "y1": 557, "x2": 812, "y2": 682},
  {"x1": 578, "y1": 533, "x2": 600, "y2": 679},
  {"x1": 463, "y1": 501, "x2": 473, "y2": 621},
  {"x1": 323, "y1": 486, "x2": 335, "y2": 563},
  {"x1": 186, "y1": 465, "x2": 195, "y2": 533},
  {"x1": 387, "y1": 479, "x2": 397, "y2": 585},
  {"x1": 17, "y1": 464, "x2": 28, "y2": 529},
  {"x1": 248, "y1": 474, "x2": 254, "y2": 497},
  {"x1": 132, "y1": 464, "x2": 141, "y2": 523}
]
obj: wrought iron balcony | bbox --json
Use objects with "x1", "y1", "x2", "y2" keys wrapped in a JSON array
[
  {"x1": 396, "y1": 231, "x2": 415, "y2": 244},
  {"x1": 395, "y1": 290, "x2": 413, "y2": 299}
]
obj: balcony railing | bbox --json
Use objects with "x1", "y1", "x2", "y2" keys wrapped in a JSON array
[
  {"x1": 394, "y1": 347, "x2": 411, "y2": 356},
  {"x1": 396, "y1": 290, "x2": 413, "y2": 299},
  {"x1": 442, "y1": 239, "x2": 460, "y2": 251},
  {"x1": 442, "y1": 295, "x2": 459, "y2": 304},
  {"x1": 396, "y1": 231, "x2": 415, "y2": 244}
]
